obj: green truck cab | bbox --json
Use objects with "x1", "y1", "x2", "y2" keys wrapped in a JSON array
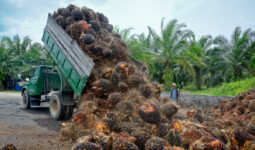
[{"x1": 22, "y1": 14, "x2": 94, "y2": 120}]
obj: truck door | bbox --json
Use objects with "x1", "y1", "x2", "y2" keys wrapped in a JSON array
[{"x1": 28, "y1": 67, "x2": 43, "y2": 95}]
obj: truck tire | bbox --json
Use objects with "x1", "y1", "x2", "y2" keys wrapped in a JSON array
[
  {"x1": 65, "y1": 105, "x2": 74, "y2": 120},
  {"x1": 22, "y1": 90, "x2": 31, "y2": 109},
  {"x1": 50, "y1": 93, "x2": 67, "y2": 120}
]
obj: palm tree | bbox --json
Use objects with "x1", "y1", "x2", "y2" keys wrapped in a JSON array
[
  {"x1": 148, "y1": 18, "x2": 194, "y2": 88},
  {"x1": 214, "y1": 27, "x2": 255, "y2": 80},
  {"x1": 182, "y1": 34, "x2": 213, "y2": 90}
]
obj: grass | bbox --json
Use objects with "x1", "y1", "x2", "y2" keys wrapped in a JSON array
[{"x1": 183, "y1": 77, "x2": 255, "y2": 96}]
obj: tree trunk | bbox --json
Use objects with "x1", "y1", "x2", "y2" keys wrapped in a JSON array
[
  {"x1": 234, "y1": 68, "x2": 242, "y2": 79},
  {"x1": 195, "y1": 66, "x2": 201, "y2": 90}
]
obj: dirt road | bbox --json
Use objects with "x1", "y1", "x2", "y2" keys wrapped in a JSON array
[{"x1": 0, "y1": 92, "x2": 72, "y2": 150}]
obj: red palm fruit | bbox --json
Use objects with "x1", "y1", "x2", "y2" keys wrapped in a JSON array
[
  {"x1": 72, "y1": 112, "x2": 87, "y2": 124},
  {"x1": 138, "y1": 102, "x2": 161, "y2": 124}
]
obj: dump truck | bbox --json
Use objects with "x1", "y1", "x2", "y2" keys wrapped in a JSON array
[
  {"x1": 21, "y1": 14, "x2": 149, "y2": 120},
  {"x1": 21, "y1": 14, "x2": 95, "y2": 120}
]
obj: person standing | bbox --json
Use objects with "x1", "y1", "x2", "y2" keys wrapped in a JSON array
[{"x1": 170, "y1": 83, "x2": 179, "y2": 103}]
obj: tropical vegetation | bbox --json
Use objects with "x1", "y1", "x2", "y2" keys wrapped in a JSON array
[{"x1": 115, "y1": 18, "x2": 255, "y2": 91}]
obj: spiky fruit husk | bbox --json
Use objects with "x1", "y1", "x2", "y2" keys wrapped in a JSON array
[
  {"x1": 108, "y1": 92, "x2": 122, "y2": 108},
  {"x1": 90, "y1": 21, "x2": 102, "y2": 32},
  {"x1": 157, "y1": 123, "x2": 171, "y2": 138},
  {"x1": 191, "y1": 136, "x2": 227, "y2": 150},
  {"x1": 112, "y1": 132, "x2": 137, "y2": 150},
  {"x1": 103, "y1": 49, "x2": 113, "y2": 58},
  {"x1": 116, "y1": 100, "x2": 134, "y2": 117},
  {"x1": 115, "y1": 62, "x2": 129, "y2": 79},
  {"x1": 145, "y1": 137, "x2": 169, "y2": 150},
  {"x1": 110, "y1": 72, "x2": 120, "y2": 86},
  {"x1": 210, "y1": 127, "x2": 228, "y2": 144},
  {"x1": 127, "y1": 75, "x2": 142, "y2": 88},
  {"x1": 230, "y1": 130, "x2": 254, "y2": 149},
  {"x1": 103, "y1": 112, "x2": 121, "y2": 132},
  {"x1": 101, "y1": 68, "x2": 113, "y2": 79},
  {"x1": 88, "y1": 45, "x2": 103, "y2": 56},
  {"x1": 97, "y1": 12, "x2": 109, "y2": 23},
  {"x1": 120, "y1": 122, "x2": 135, "y2": 134},
  {"x1": 151, "y1": 82, "x2": 162, "y2": 97},
  {"x1": 1, "y1": 143, "x2": 17, "y2": 150},
  {"x1": 161, "y1": 103, "x2": 178, "y2": 120},
  {"x1": 247, "y1": 125, "x2": 255, "y2": 136},
  {"x1": 67, "y1": 4, "x2": 78, "y2": 12},
  {"x1": 106, "y1": 24, "x2": 114, "y2": 32},
  {"x1": 72, "y1": 142, "x2": 102, "y2": 150},
  {"x1": 110, "y1": 39, "x2": 128, "y2": 58},
  {"x1": 167, "y1": 129, "x2": 182, "y2": 147},
  {"x1": 138, "y1": 102, "x2": 161, "y2": 124},
  {"x1": 71, "y1": 9, "x2": 84, "y2": 21},
  {"x1": 62, "y1": 9, "x2": 71, "y2": 17},
  {"x1": 80, "y1": 34, "x2": 95, "y2": 45},
  {"x1": 55, "y1": 15, "x2": 66, "y2": 29},
  {"x1": 132, "y1": 130, "x2": 151, "y2": 150},
  {"x1": 92, "y1": 79, "x2": 112, "y2": 97},
  {"x1": 139, "y1": 84, "x2": 154, "y2": 98},
  {"x1": 66, "y1": 16, "x2": 75, "y2": 26},
  {"x1": 117, "y1": 82, "x2": 128, "y2": 93}
]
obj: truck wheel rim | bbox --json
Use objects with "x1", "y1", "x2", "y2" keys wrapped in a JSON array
[{"x1": 51, "y1": 99, "x2": 58, "y2": 115}]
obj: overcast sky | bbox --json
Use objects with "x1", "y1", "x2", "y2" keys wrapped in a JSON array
[{"x1": 0, "y1": 0, "x2": 255, "y2": 43}]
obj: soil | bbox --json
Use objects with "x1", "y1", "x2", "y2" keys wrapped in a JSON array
[{"x1": 0, "y1": 92, "x2": 72, "y2": 150}]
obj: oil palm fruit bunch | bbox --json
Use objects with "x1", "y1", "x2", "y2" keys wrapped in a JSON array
[
  {"x1": 191, "y1": 136, "x2": 227, "y2": 150},
  {"x1": 117, "y1": 82, "x2": 128, "y2": 93},
  {"x1": 127, "y1": 75, "x2": 142, "y2": 88},
  {"x1": 161, "y1": 103, "x2": 178, "y2": 120},
  {"x1": 145, "y1": 136, "x2": 169, "y2": 150},
  {"x1": 110, "y1": 72, "x2": 120, "y2": 86},
  {"x1": 72, "y1": 142, "x2": 102, "y2": 150},
  {"x1": 101, "y1": 68, "x2": 113, "y2": 79},
  {"x1": 112, "y1": 132, "x2": 138, "y2": 150},
  {"x1": 132, "y1": 130, "x2": 151, "y2": 150},
  {"x1": 0, "y1": 143, "x2": 17, "y2": 150},
  {"x1": 108, "y1": 92, "x2": 122, "y2": 108},
  {"x1": 139, "y1": 84, "x2": 154, "y2": 98},
  {"x1": 138, "y1": 102, "x2": 161, "y2": 124},
  {"x1": 115, "y1": 62, "x2": 129, "y2": 79},
  {"x1": 167, "y1": 129, "x2": 182, "y2": 147},
  {"x1": 92, "y1": 79, "x2": 112, "y2": 97},
  {"x1": 229, "y1": 130, "x2": 254, "y2": 150},
  {"x1": 80, "y1": 33, "x2": 95, "y2": 45},
  {"x1": 103, "y1": 112, "x2": 121, "y2": 132}
]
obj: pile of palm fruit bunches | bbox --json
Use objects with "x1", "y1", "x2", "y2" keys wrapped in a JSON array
[{"x1": 50, "y1": 4, "x2": 255, "y2": 150}]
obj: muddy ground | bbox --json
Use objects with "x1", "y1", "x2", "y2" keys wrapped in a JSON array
[{"x1": 0, "y1": 92, "x2": 72, "y2": 150}]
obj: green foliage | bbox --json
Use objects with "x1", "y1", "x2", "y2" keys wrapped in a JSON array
[
  {"x1": 0, "y1": 35, "x2": 53, "y2": 81},
  {"x1": 189, "y1": 77, "x2": 255, "y2": 96},
  {"x1": 162, "y1": 68, "x2": 173, "y2": 90},
  {"x1": 118, "y1": 19, "x2": 255, "y2": 92}
]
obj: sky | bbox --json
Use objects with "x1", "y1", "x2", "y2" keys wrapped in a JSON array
[{"x1": 0, "y1": 0, "x2": 255, "y2": 43}]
